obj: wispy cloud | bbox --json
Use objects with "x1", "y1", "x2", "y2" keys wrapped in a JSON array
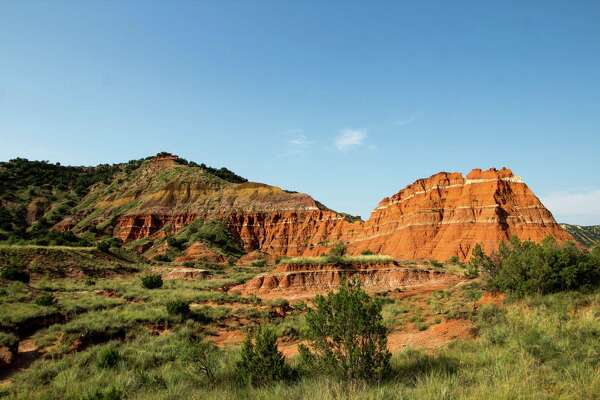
[
  {"x1": 541, "y1": 189, "x2": 600, "y2": 225},
  {"x1": 279, "y1": 129, "x2": 314, "y2": 157},
  {"x1": 394, "y1": 111, "x2": 423, "y2": 127},
  {"x1": 288, "y1": 133, "x2": 311, "y2": 147},
  {"x1": 334, "y1": 129, "x2": 367, "y2": 151}
]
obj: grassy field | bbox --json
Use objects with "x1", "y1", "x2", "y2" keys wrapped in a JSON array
[
  {"x1": 4, "y1": 286, "x2": 599, "y2": 399},
  {"x1": 1, "y1": 246, "x2": 599, "y2": 399}
]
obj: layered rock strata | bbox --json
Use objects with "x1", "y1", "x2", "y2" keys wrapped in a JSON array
[
  {"x1": 230, "y1": 262, "x2": 459, "y2": 299},
  {"x1": 345, "y1": 167, "x2": 572, "y2": 260},
  {"x1": 68, "y1": 156, "x2": 571, "y2": 261}
]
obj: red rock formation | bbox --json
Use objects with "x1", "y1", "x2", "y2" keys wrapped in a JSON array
[
  {"x1": 222, "y1": 167, "x2": 571, "y2": 260},
  {"x1": 230, "y1": 262, "x2": 460, "y2": 299},
  {"x1": 174, "y1": 241, "x2": 226, "y2": 263},
  {"x1": 346, "y1": 167, "x2": 572, "y2": 260},
  {"x1": 161, "y1": 267, "x2": 209, "y2": 280},
  {"x1": 78, "y1": 159, "x2": 571, "y2": 261}
]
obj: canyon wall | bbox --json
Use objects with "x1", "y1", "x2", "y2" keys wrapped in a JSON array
[
  {"x1": 220, "y1": 167, "x2": 571, "y2": 260},
  {"x1": 76, "y1": 157, "x2": 571, "y2": 261},
  {"x1": 344, "y1": 167, "x2": 572, "y2": 260}
]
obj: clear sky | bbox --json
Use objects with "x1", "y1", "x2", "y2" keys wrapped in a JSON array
[{"x1": 1, "y1": 1, "x2": 599, "y2": 224}]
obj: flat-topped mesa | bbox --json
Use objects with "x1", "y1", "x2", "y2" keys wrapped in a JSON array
[{"x1": 346, "y1": 167, "x2": 572, "y2": 260}]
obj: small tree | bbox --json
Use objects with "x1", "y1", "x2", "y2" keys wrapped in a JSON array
[
  {"x1": 465, "y1": 243, "x2": 495, "y2": 279},
  {"x1": 326, "y1": 241, "x2": 347, "y2": 264},
  {"x1": 299, "y1": 280, "x2": 391, "y2": 382},
  {"x1": 236, "y1": 327, "x2": 294, "y2": 386},
  {"x1": 141, "y1": 274, "x2": 163, "y2": 289}
]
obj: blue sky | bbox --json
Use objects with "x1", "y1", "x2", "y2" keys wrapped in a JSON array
[{"x1": 1, "y1": 1, "x2": 599, "y2": 224}]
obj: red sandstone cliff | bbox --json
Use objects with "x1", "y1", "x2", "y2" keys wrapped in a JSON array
[
  {"x1": 345, "y1": 167, "x2": 572, "y2": 260},
  {"x1": 64, "y1": 156, "x2": 572, "y2": 261},
  {"x1": 221, "y1": 167, "x2": 571, "y2": 261}
]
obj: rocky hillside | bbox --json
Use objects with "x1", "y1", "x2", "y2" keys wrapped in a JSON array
[
  {"x1": 560, "y1": 224, "x2": 600, "y2": 247},
  {"x1": 0, "y1": 154, "x2": 573, "y2": 261},
  {"x1": 345, "y1": 167, "x2": 573, "y2": 260}
]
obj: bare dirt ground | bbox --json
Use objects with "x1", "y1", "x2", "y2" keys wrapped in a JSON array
[
  {"x1": 0, "y1": 339, "x2": 40, "y2": 387},
  {"x1": 387, "y1": 319, "x2": 475, "y2": 352}
]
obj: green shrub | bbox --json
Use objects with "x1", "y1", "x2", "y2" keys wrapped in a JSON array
[
  {"x1": 97, "y1": 237, "x2": 123, "y2": 253},
  {"x1": 429, "y1": 259, "x2": 444, "y2": 269},
  {"x1": 141, "y1": 274, "x2": 163, "y2": 289},
  {"x1": 153, "y1": 254, "x2": 171, "y2": 262},
  {"x1": 361, "y1": 249, "x2": 374, "y2": 255},
  {"x1": 474, "y1": 237, "x2": 600, "y2": 296},
  {"x1": 166, "y1": 236, "x2": 186, "y2": 250},
  {"x1": 183, "y1": 337, "x2": 222, "y2": 380},
  {"x1": 97, "y1": 240, "x2": 110, "y2": 253},
  {"x1": 447, "y1": 255, "x2": 460, "y2": 264},
  {"x1": 1, "y1": 266, "x2": 30, "y2": 283},
  {"x1": 96, "y1": 346, "x2": 121, "y2": 369},
  {"x1": 329, "y1": 242, "x2": 346, "y2": 257},
  {"x1": 299, "y1": 280, "x2": 391, "y2": 382},
  {"x1": 325, "y1": 242, "x2": 347, "y2": 264},
  {"x1": 464, "y1": 260, "x2": 480, "y2": 279},
  {"x1": 250, "y1": 259, "x2": 267, "y2": 268},
  {"x1": 0, "y1": 332, "x2": 18, "y2": 349},
  {"x1": 166, "y1": 300, "x2": 190, "y2": 317},
  {"x1": 35, "y1": 293, "x2": 56, "y2": 306},
  {"x1": 236, "y1": 327, "x2": 294, "y2": 386}
]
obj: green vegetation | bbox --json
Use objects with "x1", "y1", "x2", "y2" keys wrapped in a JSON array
[
  {"x1": 249, "y1": 259, "x2": 266, "y2": 268},
  {"x1": 236, "y1": 327, "x2": 294, "y2": 386},
  {"x1": 141, "y1": 274, "x2": 163, "y2": 289},
  {"x1": 174, "y1": 219, "x2": 244, "y2": 257},
  {"x1": 0, "y1": 245, "x2": 141, "y2": 278},
  {"x1": 0, "y1": 155, "x2": 248, "y2": 249},
  {"x1": 473, "y1": 237, "x2": 600, "y2": 296},
  {"x1": 0, "y1": 332, "x2": 19, "y2": 355},
  {"x1": 96, "y1": 345, "x2": 121, "y2": 369},
  {"x1": 1, "y1": 265, "x2": 30, "y2": 283},
  {"x1": 2, "y1": 210, "x2": 600, "y2": 400},
  {"x1": 1, "y1": 261, "x2": 599, "y2": 399},
  {"x1": 97, "y1": 238, "x2": 122, "y2": 253},
  {"x1": 166, "y1": 151, "x2": 247, "y2": 184},
  {"x1": 0, "y1": 157, "x2": 138, "y2": 244},
  {"x1": 166, "y1": 299, "x2": 191, "y2": 318},
  {"x1": 299, "y1": 281, "x2": 391, "y2": 382},
  {"x1": 561, "y1": 223, "x2": 600, "y2": 247},
  {"x1": 279, "y1": 254, "x2": 394, "y2": 265},
  {"x1": 35, "y1": 293, "x2": 56, "y2": 306}
]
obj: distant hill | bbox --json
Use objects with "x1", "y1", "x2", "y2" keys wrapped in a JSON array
[
  {"x1": 560, "y1": 224, "x2": 600, "y2": 247},
  {"x1": 0, "y1": 153, "x2": 247, "y2": 248}
]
